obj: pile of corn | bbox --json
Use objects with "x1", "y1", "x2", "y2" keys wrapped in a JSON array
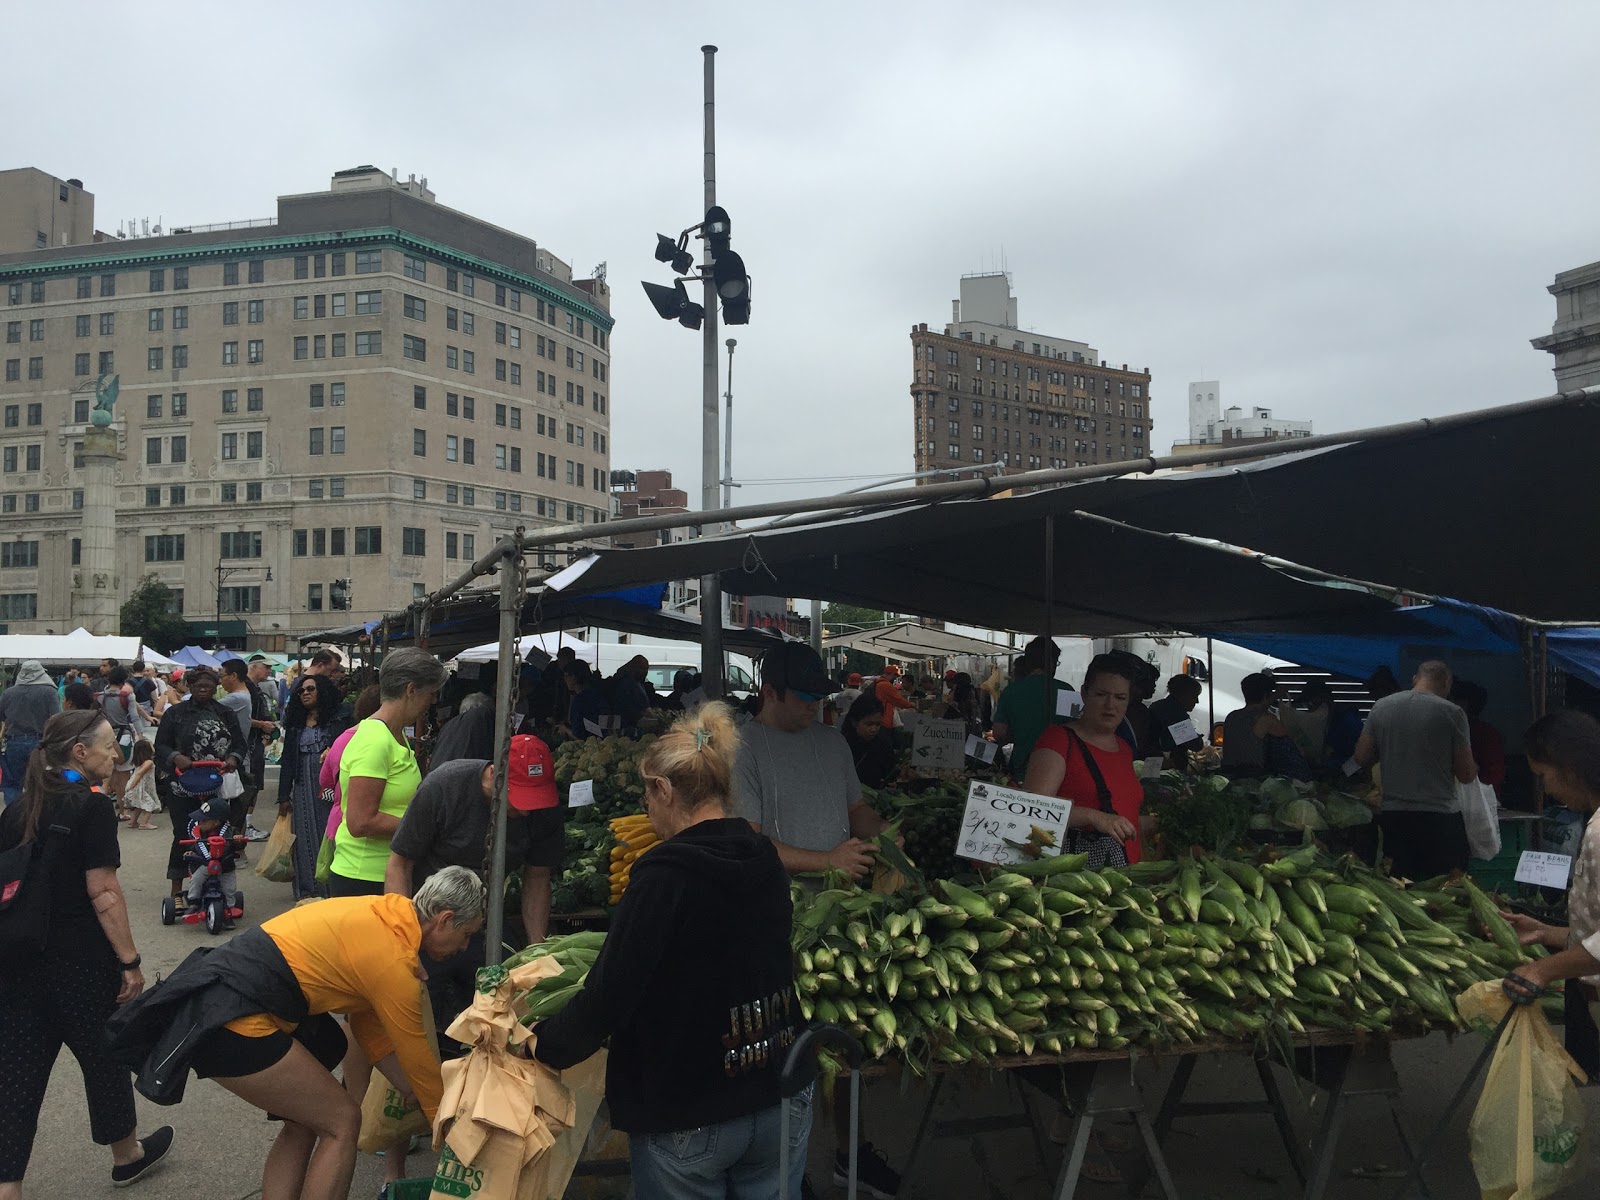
[
  {"x1": 503, "y1": 931, "x2": 606, "y2": 1022},
  {"x1": 607, "y1": 814, "x2": 659, "y2": 905},
  {"x1": 792, "y1": 845, "x2": 1542, "y2": 1068}
]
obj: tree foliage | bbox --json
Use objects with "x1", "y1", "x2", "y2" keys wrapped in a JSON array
[{"x1": 120, "y1": 574, "x2": 189, "y2": 653}]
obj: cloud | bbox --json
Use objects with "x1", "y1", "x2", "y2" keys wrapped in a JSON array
[{"x1": 11, "y1": 0, "x2": 1598, "y2": 510}]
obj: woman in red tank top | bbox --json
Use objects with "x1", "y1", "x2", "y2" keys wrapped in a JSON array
[{"x1": 1022, "y1": 655, "x2": 1148, "y2": 865}]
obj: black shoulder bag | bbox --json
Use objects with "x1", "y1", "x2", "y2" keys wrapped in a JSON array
[
  {"x1": 0, "y1": 821, "x2": 70, "y2": 966},
  {"x1": 1060, "y1": 728, "x2": 1131, "y2": 869}
]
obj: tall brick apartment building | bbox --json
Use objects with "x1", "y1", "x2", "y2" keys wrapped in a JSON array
[{"x1": 910, "y1": 273, "x2": 1152, "y2": 481}]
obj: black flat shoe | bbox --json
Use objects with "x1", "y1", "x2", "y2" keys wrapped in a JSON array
[{"x1": 112, "y1": 1126, "x2": 174, "y2": 1188}]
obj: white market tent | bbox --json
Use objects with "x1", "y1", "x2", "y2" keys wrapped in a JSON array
[
  {"x1": 448, "y1": 632, "x2": 598, "y2": 668},
  {"x1": 822, "y1": 621, "x2": 1012, "y2": 662},
  {"x1": 0, "y1": 627, "x2": 178, "y2": 667}
]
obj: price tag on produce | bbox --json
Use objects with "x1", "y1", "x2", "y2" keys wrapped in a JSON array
[
  {"x1": 957, "y1": 780, "x2": 1073, "y2": 867},
  {"x1": 1341, "y1": 757, "x2": 1362, "y2": 778},
  {"x1": 682, "y1": 687, "x2": 707, "y2": 714},
  {"x1": 1141, "y1": 756, "x2": 1166, "y2": 780},
  {"x1": 914, "y1": 718, "x2": 966, "y2": 771},
  {"x1": 899, "y1": 711, "x2": 925, "y2": 734},
  {"x1": 1166, "y1": 718, "x2": 1200, "y2": 746},
  {"x1": 1055, "y1": 689, "x2": 1083, "y2": 719},
  {"x1": 1515, "y1": 850, "x2": 1572, "y2": 889},
  {"x1": 567, "y1": 779, "x2": 595, "y2": 808},
  {"x1": 965, "y1": 735, "x2": 999, "y2": 764}
]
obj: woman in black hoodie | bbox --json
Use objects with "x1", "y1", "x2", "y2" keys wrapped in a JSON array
[{"x1": 536, "y1": 702, "x2": 808, "y2": 1198}]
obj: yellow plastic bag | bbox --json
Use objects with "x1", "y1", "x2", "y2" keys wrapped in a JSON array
[
  {"x1": 255, "y1": 811, "x2": 295, "y2": 882},
  {"x1": 1458, "y1": 981, "x2": 1587, "y2": 1199}
]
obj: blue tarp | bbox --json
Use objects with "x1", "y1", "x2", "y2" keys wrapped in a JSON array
[
  {"x1": 1201, "y1": 598, "x2": 1600, "y2": 690},
  {"x1": 171, "y1": 645, "x2": 223, "y2": 670}
]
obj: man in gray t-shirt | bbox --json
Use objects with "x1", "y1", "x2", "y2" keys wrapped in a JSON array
[
  {"x1": 733, "y1": 642, "x2": 903, "y2": 1196},
  {"x1": 1355, "y1": 660, "x2": 1477, "y2": 880},
  {"x1": 733, "y1": 643, "x2": 887, "y2": 879}
]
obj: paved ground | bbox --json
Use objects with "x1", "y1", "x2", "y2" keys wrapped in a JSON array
[{"x1": 25, "y1": 770, "x2": 1600, "y2": 1197}]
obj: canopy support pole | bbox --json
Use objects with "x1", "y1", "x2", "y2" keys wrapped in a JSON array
[
  {"x1": 485, "y1": 548, "x2": 520, "y2": 966},
  {"x1": 1043, "y1": 515, "x2": 1055, "y2": 646},
  {"x1": 1206, "y1": 636, "x2": 1215, "y2": 740}
]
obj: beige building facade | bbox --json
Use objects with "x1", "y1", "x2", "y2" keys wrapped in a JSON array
[{"x1": 0, "y1": 166, "x2": 615, "y2": 646}]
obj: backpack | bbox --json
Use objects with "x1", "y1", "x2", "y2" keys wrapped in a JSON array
[{"x1": 0, "y1": 821, "x2": 69, "y2": 966}]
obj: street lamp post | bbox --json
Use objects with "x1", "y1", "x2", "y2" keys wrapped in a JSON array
[{"x1": 215, "y1": 560, "x2": 272, "y2": 647}]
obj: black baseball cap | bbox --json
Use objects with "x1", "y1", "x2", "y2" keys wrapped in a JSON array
[{"x1": 761, "y1": 642, "x2": 838, "y2": 697}]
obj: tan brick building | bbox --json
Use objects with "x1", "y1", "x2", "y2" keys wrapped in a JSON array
[
  {"x1": 0, "y1": 166, "x2": 615, "y2": 645},
  {"x1": 909, "y1": 273, "x2": 1153, "y2": 481}
]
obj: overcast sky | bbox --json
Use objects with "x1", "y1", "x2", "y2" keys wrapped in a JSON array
[{"x1": 10, "y1": 2, "x2": 1598, "y2": 510}]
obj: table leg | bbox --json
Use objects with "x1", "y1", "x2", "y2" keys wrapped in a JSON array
[
  {"x1": 1052, "y1": 1110, "x2": 1096, "y2": 1200},
  {"x1": 898, "y1": 1073, "x2": 947, "y2": 1194},
  {"x1": 1152, "y1": 1053, "x2": 1198, "y2": 1144},
  {"x1": 1387, "y1": 1099, "x2": 1432, "y2": 1200},
  {"x1": 1302, "y1": 1077, "x2": 1349, "y2": 1200},
  {"x1": 1132, "y1": 1109, "x2": 1182, "y2": 1200},
  {"x1": 1011, "y1": 1072, "x2": 1052, "y2": 1175},
  {"x1": 1254, "y1": 1056, "x2": 1308, "y2": 1186}
]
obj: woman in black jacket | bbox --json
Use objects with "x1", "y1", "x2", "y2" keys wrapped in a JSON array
[
  {"x1": 276, "y1": 673, "x2": 349, "y2": 900},
  {"x1": 152, "y1": 667, "x2": 244, "y2": 910},
  {"x1": 535, "y1": 702, "x2": 807, "y2": 1196},
  {"x1": 0, "y1": 711, "x2": 173, "y2": 1191},
  {"x1": 841, "y1": 692, "x2": 899, "y2": 790}
]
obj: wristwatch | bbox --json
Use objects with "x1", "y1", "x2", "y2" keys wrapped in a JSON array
[{"x1": 120, "y1": 955, "x2": 142, "y2": 971}]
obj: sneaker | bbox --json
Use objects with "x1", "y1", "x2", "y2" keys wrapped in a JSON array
[
  {"x1": 833, "y1": 1142, "x2": 901, "y2": 1199},
  {"x1": 111, "y1": 1126, "x2": 174, "y2": 1188},
  {"x1": 245, "y1": 823, "x2": 270, "y2": 842}
]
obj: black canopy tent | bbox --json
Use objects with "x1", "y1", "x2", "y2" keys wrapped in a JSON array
[
  {"x1": 1054, "y1": 392, "x2": 1600, "y2": 624},
  {"x1": 543, "y1": 502, "x2": 1403, "y2": 636}
]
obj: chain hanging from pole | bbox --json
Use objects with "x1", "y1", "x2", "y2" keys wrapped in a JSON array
[{"x1": 482, "y1": 543, "x2": 529, "y2": 914}]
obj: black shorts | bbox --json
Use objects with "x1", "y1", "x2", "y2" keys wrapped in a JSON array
[
  {"x1": 519, "y1": 807, "x2": 565, "y2": 870},
  {"x1": 191, "y1": 1012, "x2": 347, "y2": 1080},
  {"x1": 326, "y1": 872, "x2": 385, "y2": 898}
]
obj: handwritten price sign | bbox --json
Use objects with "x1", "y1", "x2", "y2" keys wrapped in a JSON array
[{"x1": 957, "y1": 780, "x2": 1073, "y2": 867}]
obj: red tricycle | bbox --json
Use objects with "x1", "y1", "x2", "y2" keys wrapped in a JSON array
[{"x1": 159, "y1": 759, "x2": 247, "y2": 935}]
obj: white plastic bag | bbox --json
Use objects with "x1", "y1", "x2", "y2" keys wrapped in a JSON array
[{"x1": 1459, "y1": 780, "x2": 1501, "y2": 861}]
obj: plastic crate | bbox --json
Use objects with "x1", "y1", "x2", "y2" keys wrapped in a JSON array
[
  {"x1": 1468, "y1": 813, "x2": 1532, "y2": 885},
  {"x1": 389, "y1": 1180, "x2": 433, "y2": 1200}
]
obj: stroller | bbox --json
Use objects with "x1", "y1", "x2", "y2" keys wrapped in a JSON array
[{"x1": 159, "y1": 761, "x2": 246, "y2": 935}]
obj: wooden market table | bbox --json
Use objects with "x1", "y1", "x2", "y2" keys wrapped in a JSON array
[{"x1": 882, "y1": 1028, "x2": 1437, "y2": 1200}]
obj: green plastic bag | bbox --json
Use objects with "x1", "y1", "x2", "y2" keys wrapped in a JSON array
[
  {"x1": 1459, "y1": 981, "x2": 1588, "y2": 1199},
  {"x1": 314, "y1": 835, "x2": 335, "y2": 883},
  {"x1": 255, "y1": 812, "x2": 296, "y2": 883}
]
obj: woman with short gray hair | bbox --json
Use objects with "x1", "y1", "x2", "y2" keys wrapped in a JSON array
[
  {"x1": 328, "y1": 649, "x2": 445, "y2": 898},
  {"x1": 412, "y1": 864, "x2": 486, "y2": 929},
  {"x1": 109, "y1": 868, "x2": 485, "y2": 1200}
]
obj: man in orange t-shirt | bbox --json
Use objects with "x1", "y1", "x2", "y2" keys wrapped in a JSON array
[{"x1": 874, "y1": 665, "x2": 916, "y2": 727}]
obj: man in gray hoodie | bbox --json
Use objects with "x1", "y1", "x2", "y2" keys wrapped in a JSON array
[{"x1": 0, "y1": 660, "x2": 59, "y2": 805}]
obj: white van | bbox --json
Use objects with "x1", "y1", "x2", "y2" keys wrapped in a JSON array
[{"x1": 589, "y1": 640, "x2": 759, "y2": 700}]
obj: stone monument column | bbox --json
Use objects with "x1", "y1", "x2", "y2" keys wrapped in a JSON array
[{"x1": 73, "y1": 377, "x2": 122, "y2": 634}]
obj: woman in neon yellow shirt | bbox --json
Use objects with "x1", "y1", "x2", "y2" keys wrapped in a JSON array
[{"x1": 329, "y1": 649, "x2": 447, "y2": 897}]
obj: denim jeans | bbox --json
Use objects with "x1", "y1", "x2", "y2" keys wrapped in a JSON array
[
  {"x1": 629, "y1": 1087, "x2": 812, "y2": 1200},
  {"x1": 1, "y1": 735, "x2": 37, "y2": 806}
]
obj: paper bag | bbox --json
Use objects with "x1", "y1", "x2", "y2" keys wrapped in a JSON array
[
  {"x1": 429, "y1": 958, "x2": 591, "y2": 1200},
  {"x1": 1458, "y1": 982, "x2": 1588, "y2": 1199},
  {"x1": 359, "y1": 1076, "x2": 430, "y2": 1154}
]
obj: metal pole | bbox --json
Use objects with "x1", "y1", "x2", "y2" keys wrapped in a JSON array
[
  {"x1": 1206, "y1": 635, "x2": 1215, "y2": 739},
  {"x1": 810, "y1": 598, "x2": 823, "y2": 655},
  {"x1": 699, "y1": 43, "x2": 725, "y2": 699},
  {"x1": 723, "y1": 338, "x2": 736, "y2": 510},
  {"x1": 1042, "y1": 514, "x2": 1055, "y2": 645},
  {"x1": 484, "y1": 550, "x2": 519, "y2": 965}
]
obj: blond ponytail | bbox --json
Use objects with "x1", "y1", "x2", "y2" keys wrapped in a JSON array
[{"x1": 639, "y1": 701, "x2": 739, "y2": 814}]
